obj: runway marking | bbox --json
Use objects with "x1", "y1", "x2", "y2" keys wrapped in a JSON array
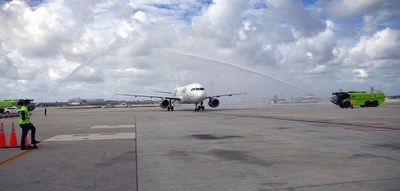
[
  {"x1": 215, "y1": 113, "x2": 400, "y2": 130},
  {"x1": 90, "y1": 124, "x2": 135, "y2": 129},
  {"x1": 344, "y1": 126, "x2": 389, "y2": 131},
  {"x1": 0, "y1": 145, "x2": 43, "y2": 167},
  {"x1": 44, "y1": 133, "x2": 136, "y2": 142}
]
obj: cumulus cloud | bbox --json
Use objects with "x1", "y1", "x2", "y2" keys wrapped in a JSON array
[
  {"x1": 0, "y1": 0, "x2": 399, "y2": 102},
  {"x1": 351, "y1": 28, "x2": 400, "y2": 60},
  {"x1": 306, "y1": 65, "x2": 329, "y2": 75},
  {"x1": 282, "y1": 20, "x2": 335, "y2": 65},
  {"x1": 353, "y1": 68, "x2": 368, "y2": 78},
  {"x1": 325, "y1": 0, "x2": 383, "y2": 20}
]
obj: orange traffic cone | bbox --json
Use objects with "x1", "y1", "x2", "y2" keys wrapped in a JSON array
[
  {"x1": 9, "y1": 122, "x2": 19, "y2": 148},
  {"x1": 0, "y1": 122, "x2": 7, "y2": 148}
]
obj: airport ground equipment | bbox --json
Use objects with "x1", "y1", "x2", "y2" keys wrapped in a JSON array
[
  {"x1": 0, "y1": 100, "x2": 19, "y2": 114},
  {"x1": 3, "y1": 107, "x2": 20, "y2": 117},
  {"x1": 331, "y1": 91, "x2": 385, "y2": 108},
  {"x1": 0, "y1": 99, "x2": 35, "y2": 114}
]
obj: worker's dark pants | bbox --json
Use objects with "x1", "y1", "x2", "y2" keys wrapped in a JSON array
[{"x1": 20, "y1": 123, "x2": 37, "y2": 147}]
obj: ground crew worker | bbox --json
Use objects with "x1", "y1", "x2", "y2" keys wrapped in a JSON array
[{"x1": 19, "y1": 99, "x2": 40, "y2": 150}]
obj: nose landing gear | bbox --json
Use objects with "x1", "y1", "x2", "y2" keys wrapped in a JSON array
[{"x1": 194, "y1": 102, "x2": 205, "y2": 112}]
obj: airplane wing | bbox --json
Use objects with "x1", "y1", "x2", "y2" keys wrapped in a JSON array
[
  {"x1": 116, "y1": 93, "x2": 181, "y2": 101},
  {"x1": 207, "y1": 92, "x2": 247, "y2": 98},
  {"x1": 154, "y1": 90, "x2": 173, "y2": 94}
]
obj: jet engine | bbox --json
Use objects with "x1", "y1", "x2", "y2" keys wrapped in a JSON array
[
  {"x1": 208, "y1": 98, "x2": 220, "y2": 108},
  {"x1": 160, "y1": 99, "x2": 170, "y2": 108}
]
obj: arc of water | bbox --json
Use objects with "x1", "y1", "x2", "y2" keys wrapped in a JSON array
[
  {"x1": 38, "y1": 38, "x2": 125, "y2": 104},
  {"x1": 159, "y1": 49, "x2": 326, "y2": 99}
]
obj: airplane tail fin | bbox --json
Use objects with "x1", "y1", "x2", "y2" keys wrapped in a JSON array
[
  {"x1": 175, "y1": 71, "x2": 184, "y2": 88},
  {"x1": 175, "y1": 72, "x2": 179, "y2": 88}
]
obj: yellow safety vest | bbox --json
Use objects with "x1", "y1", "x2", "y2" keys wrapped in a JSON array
[{"x1": 19, "y1": 105, "x2": 30, "y2": 125}]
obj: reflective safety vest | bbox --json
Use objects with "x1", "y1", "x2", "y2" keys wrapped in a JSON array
[{"x1": 19, "y1": 105, "x2": 30, "y2": 125}]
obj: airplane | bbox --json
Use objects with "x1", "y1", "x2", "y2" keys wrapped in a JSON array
[{"x1": 116, "y1": 83, "x2": 246, "y2": 111}]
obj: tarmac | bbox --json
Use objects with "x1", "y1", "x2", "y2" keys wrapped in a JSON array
[{"x1": 0, "y1": 102, "x2": 400, "y2": 191}]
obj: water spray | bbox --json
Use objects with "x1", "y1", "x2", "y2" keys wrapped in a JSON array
[
  {"x1": 159, "y1": 49, "x2": 327, "y2": 99},
  {"x1": 37, "y1": 37, "x2": 125, "y2": 105}
]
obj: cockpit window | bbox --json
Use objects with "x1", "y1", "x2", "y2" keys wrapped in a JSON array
[{"x1": 190, "y1": 87, "x2": 205, "y2": 91}]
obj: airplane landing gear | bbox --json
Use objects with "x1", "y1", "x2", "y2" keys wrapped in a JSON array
[
  {"x1": 194, "y1": 102, "x2": 205, "y2": 112},
  {"x1": 167, "y1": 99, "x2": 174, "y2": 111}
]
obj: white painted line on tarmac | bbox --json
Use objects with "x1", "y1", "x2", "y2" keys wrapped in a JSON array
[
  {"x1": 90, "y1": 124, "x2": 135, "y2": 129},
  {"x1": 44, "y1": 133, "x2": 135, "y2": 142}
]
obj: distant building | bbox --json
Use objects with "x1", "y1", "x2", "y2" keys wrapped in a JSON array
[
  {"x1": 68, "y1": 98, "x2": 106, "y2": 106},
  {"x1": 84, "y1": 99, "x2": 105, "y2": 105},
  {"x1": 68, "y1": 97, "x2": 82, "y2": 106}
]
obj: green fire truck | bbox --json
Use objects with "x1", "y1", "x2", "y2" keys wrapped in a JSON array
[
  {"x1": 331, "y1": 91, "x2": 385, "y2": 108},
  {"x1": 0, "y1": 99, "x2": 36, "y2": 113}
]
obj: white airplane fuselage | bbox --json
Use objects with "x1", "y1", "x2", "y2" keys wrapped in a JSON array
[{"x1": 173, "y1": 83, "x2": 207, "y2": 104}]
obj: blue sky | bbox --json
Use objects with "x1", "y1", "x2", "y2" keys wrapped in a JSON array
[{"x1": 0, "y1": 0, "x2": 399, "y2": 102}]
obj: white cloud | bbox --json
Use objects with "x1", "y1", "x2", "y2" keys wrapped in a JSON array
[
  {"x1": 325, "y1": 0, "x2": 383, "y2": 20},
  {"x1": 48, "y1": 68, "x2": 61, "y2": 80},
  {"x1": 133, "y1": 11, "x2": 148, "y2": 23},
  {"x1": 351, "y1": 28, "x2": 400, "y2": 60},
  {"x1": 353, "y1": 68, "x2": 368, "y2": 78},
  {"x1": 191, "y1": 0, "x2": 248, "y2": 47},
  {"x1": 306, "y1": 65, "x2": 328, "y2": 74},
  {"x1": 0, "y1": 0, "x2": 399, "y2": 102}
]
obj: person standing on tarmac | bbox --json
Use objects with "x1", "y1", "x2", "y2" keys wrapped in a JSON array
[{"x1": 19, "y1": 99, "x2": 40, "y2": 150}]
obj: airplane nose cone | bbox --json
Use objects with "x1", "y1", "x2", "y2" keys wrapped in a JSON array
[
  {"x1": 193, "y1": 91, "x2": 206, "y2": 102},
  {"x1": 200, "y1": 91, "x2": 207, "y2": 99}
]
